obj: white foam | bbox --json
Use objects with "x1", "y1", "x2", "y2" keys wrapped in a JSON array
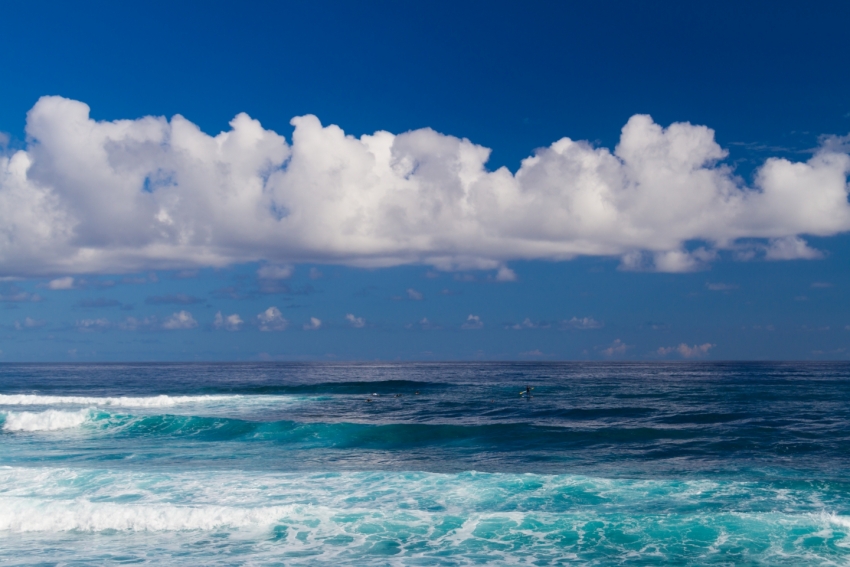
[
  {"x1": 0, "y1": 497, "x2": 294, "y2": 532},
  {"x1": 0, "y1": 394, "x2": 241, "y2": 408},
  {"x1": 1, "y1": 409, "x2": 92, "y2": 432}
]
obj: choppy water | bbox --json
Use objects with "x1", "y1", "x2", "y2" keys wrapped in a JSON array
[{"x1": 1, "y1": 362, "x2": 849, "y2": 565}]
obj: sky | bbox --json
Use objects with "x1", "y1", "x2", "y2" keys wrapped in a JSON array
[{"x1": 1, "y1": 0, "x2": 849, "y2": 361}]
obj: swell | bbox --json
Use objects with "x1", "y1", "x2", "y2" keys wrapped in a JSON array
[{"x1": 0, "y1": 409, "x2": 787, "y2": 451}]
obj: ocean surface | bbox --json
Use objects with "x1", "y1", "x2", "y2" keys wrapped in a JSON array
[{"x1": 1, "y1": 362, "x2": 849, "y2": 565}]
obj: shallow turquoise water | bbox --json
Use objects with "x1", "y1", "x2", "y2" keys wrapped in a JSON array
[{"x1": 1, "y1": 362, "x2": 849, "y2": 565}]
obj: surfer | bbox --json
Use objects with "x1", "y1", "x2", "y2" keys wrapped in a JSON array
[{"x1": 520, "y1": 385, "x2": 533, "y2": 398}]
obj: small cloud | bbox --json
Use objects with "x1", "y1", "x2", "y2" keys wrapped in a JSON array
[
  {"x1": 118, "y1": 316, "x2": 158, "y2": 331},
  {"x1": 75, "y1": 318, "x2": 110, "y2": 332},
  {"x1": 303, "y1": 317, "x2": 322, "y2": 330},
  {"x1": 495, "y1": 266, "x2": 517, "y2": 282},
  {"x1": 811, "y1": 282, "x2": 833, "y2": 288},
  {"x1": 407, "y1": 288, "x2": 423, "y2": 301},
  {"x1": 424, "y1": 271, "x2": 440, "y2": 279},
  {"x1": 454, "y1": 274, "x2": 476, "y2": 282},
  {"x1": 706, "y1": 282, "x2": 738, "y2": 291},
  {"x1": 213, "y1": 311, "x2": 243, "y2": 331},
  {"x1": 257, "y1": 307, "x2": 288, "y2": 331},
  {"x1": 511, "y1": 318, "x2": 538, "y2": 330},
  {"x1": 67, "y1": 348, "x2": 77, "y2": 357},
  {"x1": 48, "y1": 276, "x2": 75, "y2": 290},
  {"x1": 174, "y1": 270, "x2": 199, "y2": 279},
  {"x1": 162, "y1": 310, "x2": 198, "y2": 330},
  {"x1": 601, "y1": 339, "x2": 629, "y2": 357},
  {"x1": 765, "y1": 236, "x2": 822, "y2": 260},
  {"x1": 0, "y1": 284, "x2": 41, "y2": 303},
  {"x1": 345, "y1": 313, "x2": 365, "y2": 328},
  {"x1": 15, "y1": 317, "x2": 45, "y2": 330},
  {"x1": 657, "y1": 343, "x2": 714, "y2": 358},
  {"x1": 440, "y1": 288, "x2": 461, "y2": 296},
  {"x1": 257, "y1": 265, "x2": 294, "y2": 280},
  {"x1": 461, "y1": 314, "x2": 483, "y2": 330},
  {"x1": 145, "y1": 294, "x2": 202, "y2": 305},
  {"x1": 309, "y1": 267, "x2": 323, "y2": 280},
  {"x1": 564, "y1": 316, "x2": 603, "y2": 330},
  {"x1": 521, "y1": 349, "x2": 545, "y2": 356}
]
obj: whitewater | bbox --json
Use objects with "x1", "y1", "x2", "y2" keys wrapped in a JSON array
[{"x1": 1, "y1": 362, "x2": 849, "y2": 565}]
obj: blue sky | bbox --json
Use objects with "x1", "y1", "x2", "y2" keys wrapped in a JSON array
[{"x1": 1, "y1": 0, "x2": 849, "y2": 361}]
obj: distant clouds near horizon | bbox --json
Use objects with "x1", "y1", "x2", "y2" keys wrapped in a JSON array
[{"x1": 1, "y1": 96, "x2": 847, "y2": 280}]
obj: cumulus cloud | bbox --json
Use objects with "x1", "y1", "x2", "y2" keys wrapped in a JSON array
[
  {"x1": 658, "y1": 343, "x2": 715, "y2": 358},
  {"x1": 162, "y1": 310, "x2": 197, "y2": 330},
  {"x1": 257, "y1": 306, "x2": 287, "y2": 331},
  {"x1": 601, "y1": 339, "x2": 629, "y2": 357},
  {"x1": 461, "y1": 314, "x2": 483, "y2": 329},
  {"x1": 0, "y1": 96, "x2": 848, "y2": 277},
  {"x1": 48, "y1": 276, "x2": 74, "y2": 290},
  {"x1": 345, "y1": 313, "x2": 365, "y2": 328},
  {"x1": 495, "y1": 266, "x2": 517, "y2": 281},
  {"x1": 303, "y1": 317, "x2": 322, "y2": 330},
  {"x1": 564, "y1": 316, "x2": 604, "y2": 330},
  {"x1": 257, "y1": 264, "x2": 294, "y2": 279},
  {"x1": 213, "y1": 311, "x2": 243, "y2": 331}
]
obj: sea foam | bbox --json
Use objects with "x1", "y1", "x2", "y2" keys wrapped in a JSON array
[
  {"x1": 1, "y1": 409, "x2": 92, "y2": 432},
  {"x1": 0, "y1": 394, "x2": 241, "y2": 408}
]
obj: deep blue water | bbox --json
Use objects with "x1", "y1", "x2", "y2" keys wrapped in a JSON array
[{"x1": 1, "y1": 362, "x2": 849, "y2": 565}]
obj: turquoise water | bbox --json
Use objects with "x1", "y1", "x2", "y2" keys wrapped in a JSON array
[{"x1": 1, "y1": 362, "x2": 849, "y2": 565}]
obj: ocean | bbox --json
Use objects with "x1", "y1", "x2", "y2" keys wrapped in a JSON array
[{"x1": 0, "y1": 362, "x2": 848, "y2": 565}]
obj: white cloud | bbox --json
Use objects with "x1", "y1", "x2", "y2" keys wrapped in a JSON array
[
  {"x1": 495, "y1": 266, "x2": 517, "y2": 281},
  {"x1": 564, "y1": 316, "x2": 604, "y2": 330},
  {"x1": 257, "y1": 265, "x2": 293, "y2": 279},
  {"x1": 601, "y1": 339, "x2": 629, "y2": 357},
  {"x1": 657, "y1": 343, "x2": 715, "y2": 358},
  {"x1": 706, "y1": 282, "x2": 737, "y2": 291},
  {"x1": 75, "y1": 318, "x2": 110, "y2": 332},
  {"x1": 257, "y1": 306, "x2": 287, "y2": 331},
  {"x1": 15, "y1": 316, "x2": 45, "y2": 330},
  {"x1": 213, "y1": 311, "x2": 243, "y2": 331},
  {"x1": 461, "y1": 314, "x2": 483, "y2": 329},
  {"x1": 1, "y1": 96, "x2": 848, "y2": 277},
  {"x1": 345, "y1": 313, "x2": 365, "y2": 328},
  {"x1": 407, "y1": 288, "x2": 423, "y2": 300},
  {"x1": 512, "y1": 317, "x2": 538, "y2": 329},
  {"x1": 162, "y1": 310, "x2": 197, "y2": 330},
  {"x1": 48, "y1": 276, "x2": 74, "y2": 290},
  {"x1": 303, "y1": 317, "x2": 322, "y2": 330},
  {"x1": 118, "y1": 316, "x2": 157, "y2": 331}
]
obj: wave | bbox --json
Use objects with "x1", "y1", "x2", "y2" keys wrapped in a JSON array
[
  {"x1": 1, "y1": 409, "x2": 92, "y2": 431},
  {"x1": 0, "y1": 394, "x2": 246, "y2": 407}
]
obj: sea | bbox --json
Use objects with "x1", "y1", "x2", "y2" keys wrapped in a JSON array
[{"x1": 0, "y1": 362, "x2": 849, "y2": 565}]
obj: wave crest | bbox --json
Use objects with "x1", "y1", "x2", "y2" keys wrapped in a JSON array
[{"x1": 1, "y1": 409, "x2": 92, "y2": 432}]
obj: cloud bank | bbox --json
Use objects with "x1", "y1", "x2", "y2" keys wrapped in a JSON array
[{"x1": 1, "y1": 96, "x2": 849, "y2": 276}]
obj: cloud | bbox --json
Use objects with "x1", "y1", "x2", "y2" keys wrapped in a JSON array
[
  {"x1": 162, "y1": 310, "x2": 198, "y2": 330},
  {"x1": 257, "y1": 265, "x2": 294, "y2": 279},
  {"x1": 15, "y1": 316, "x2": 45, "y2": 330},
  {"x1": 657, "y1": 343, "x2": 715, "y2": 358},
  {"x1": 0, "y1": 97, "x2": 847, "y2": 277},
  {"x1": 345, "y1": 313, "x2": 365, "y2": 328},
  {"x1": 564, "y1": 316, "x2": 603, "y2": 330},
  {"x1": 706, "y1": 282, "x2": 738, "y2": 291},
  {"x1": 213, "y1": 311, "x2": 243, "y2": 331},
  {"x1": 407, "y1": 288, "x2": 423, "y2": 300},
  {"x1": 601, "y1": 339, "x2": 629, "y2": 357},
  {"x1": 303, "y1": 317, "x2": 322, "y2": 330},
  {"x1": 118, "y1": 316, "x2": 158, "y2": 331},
  {"x1": 145, "y1": 293, "x2": 202, "y2": 305},
  {"x1": 495, "y1": 266, "x2": 517, "y2": 281},
  {"x1": 257, "y1": 306, "x2": 288, "y2": 331},
  {"x1": 0, "y1": 284, "x2": 40, "y2": 303},
  {"x1": 461, "y1": 314, "x2": 483, "y2": 329},
  {"x1": 75, "y1": 318, "x2": 110, "y2": 332},
  {"x1": 309, "y1": 267, "x2": 323, "y2": 279},
  {"x1": 511, "y1": 317, "x2": 538, "y2": 329},
  {"x1": 521, "y1": 349, "x2": 544, "y2": 356},
  {"x1": 48, "y1": 276, "x2": 75, "y2": 290}
]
